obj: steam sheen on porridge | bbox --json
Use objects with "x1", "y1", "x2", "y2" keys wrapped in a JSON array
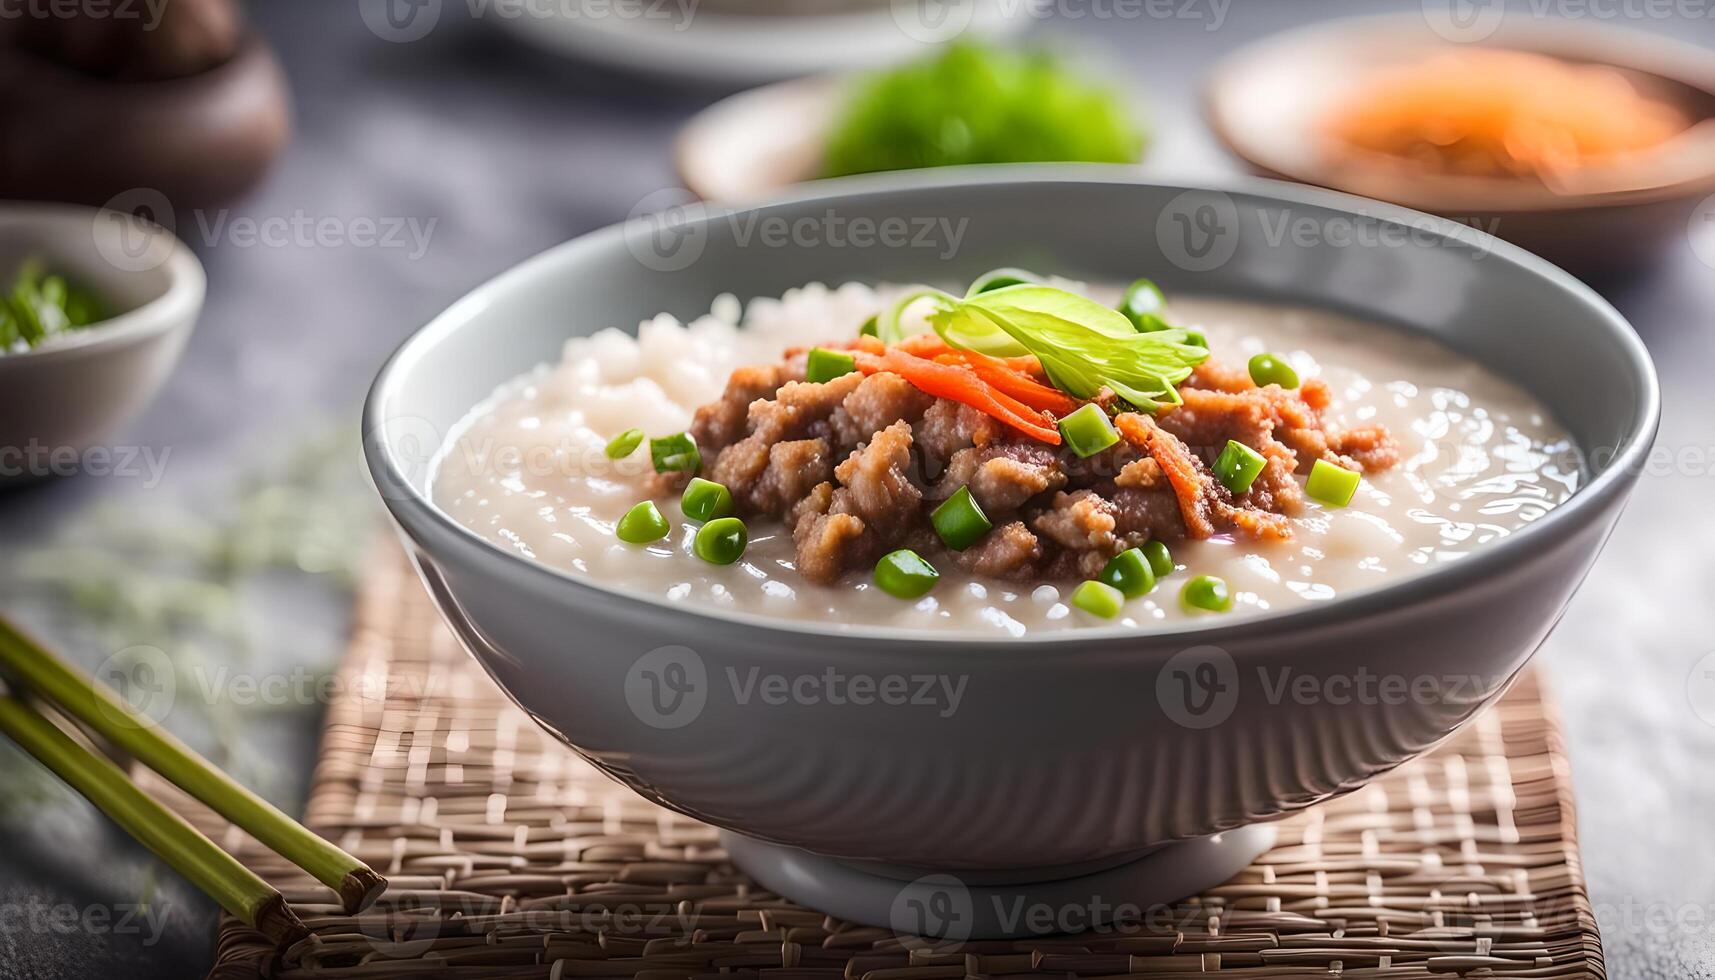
[{"x1": 432, "y1": 281, "x2": 1577, "y2": 633}]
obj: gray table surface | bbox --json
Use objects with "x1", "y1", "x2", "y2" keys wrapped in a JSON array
[{"x1": 1, "y1": 0, "x2": 1712, "y2": 976}]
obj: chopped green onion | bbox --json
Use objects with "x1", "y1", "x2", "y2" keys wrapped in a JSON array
[
  {"x1": 967, "y1": 268, "x2": 1039, "y2": 295},
  {"x1": 806, "y1": 347, "x2": 858, "y2": 384},
  {"x1": 1058, "y1": 403, "x2": 1120, "y2": 458},
  {"x1": 616, "y1": 501, "x2": 670, "y2": 544},
  {"x1": 1181, "y1": 574, "x2": 1232, "y2": 613},
  {"x1": 1141, "y1": 540, "x2": 1174, "y2": 578},
  {"x1": 859, "y1": 314, "x2": 879, "y2": 337},
  {"x1": 605, "y1": 428, "x2": 645, "y2": 459},
  {"x1": 1306, "y1": 459, "x2": 1361, "y2": 507},
  {"x1": 1213, "y1": 439, "x2": 1267, "y2": 495},
  {"x1": 931, "y1": 486, "x2": 992, "y2": 551},
  {"x1": 1247, "y1": 353, "x2": 1299, "y2": 389},
  {"x1": 693, "y1": 517, "x2": 748, "y2": 564},
  {"x1": 1183, "y1": 329, "x2": 1208, "y2": 351},
  {"x1": 874, "y1": 549, "x2": 939, "y2": 599},
  {"x1": 681, "y1": 478, "x2": 735, "y2": 522},
  {"x1": 1119, "y1": 278, "x2": 1168, "y2": 332},
  {"x1": 650, "y1": 432, "x2": 701, "y2": 474},
  {"x1": 1097, "y1": 547, "x2": 1155, "y2": 599},
  {"x1": 1071, "y1": 580, "x2": 1125, "y2": 618}
]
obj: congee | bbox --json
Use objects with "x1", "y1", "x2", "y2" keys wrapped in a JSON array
[{"x1": 432, "y1": 274, "x2": 1578, "y2": 632}]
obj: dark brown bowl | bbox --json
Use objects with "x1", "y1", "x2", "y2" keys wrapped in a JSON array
[{"x1": 0, "y1": 32, "x2": 289, "y2": 211}]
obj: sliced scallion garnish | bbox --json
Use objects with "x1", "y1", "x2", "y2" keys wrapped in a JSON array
[
  {"x1": 1097, "y1": 547, "x2": 1155, "y2": 599},
  {"x1": 605, "y1": 428, "x2": 645, "y2": 459},
  {"x1": 1181, "y1": 574, "x2": 1232, "y2": 613},
  {"x1": 806, "y1": 347, "x2": 858, "y2": 384},
  {"x1": 874, "y1": 549, "x2": 939, "y2": 599},
  {"x1": 931, "y1": 486, "x2": 992, "y2": 551},
  {"x1": 649, "y1": 432, "x2": 701, "y2": 474},
  {"x1": 1058, "y1": 403, "x2": 1121, "y2": 458},
  {"x1": 1071, "y1": 579, "x2": 1125, "y2": 618},
  {"x1": 681, "y1": 477, "x2": 735, "y2": 522},
  {"x1": 1306, "y1": 459, "x2": 1361, "y2": 507},
  {"x1": 1213, "y1": 439, "x2": 1267, "y2": 495}
]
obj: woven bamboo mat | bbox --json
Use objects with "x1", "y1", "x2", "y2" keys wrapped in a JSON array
[{"x1": 185, "y1": 549, "x2": 1604, "y2": 979}]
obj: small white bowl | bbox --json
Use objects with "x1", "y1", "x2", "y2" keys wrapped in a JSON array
[{"x1": 0, "y1": 202, "x2": 205, "y2": 485}]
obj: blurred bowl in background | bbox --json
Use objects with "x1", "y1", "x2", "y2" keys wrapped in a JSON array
[
  {"x1": 0, "y1": 33, "x2": 290, "y2": 213},
  {"x1": 0, "y1": 203, "x2": 205, "y2": 487},
  {"x1": 486, "y1": 0, "x2": 1035, "y2": 85},
  {"x1": 677, "y1": 74, "x2": 843, "y2": 200},
  {"x1": 1205, "y1": 15, "x2": 1715, "y2": 277}
]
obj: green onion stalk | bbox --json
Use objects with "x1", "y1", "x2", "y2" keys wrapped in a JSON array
[
  {"x1": 0, "y1": 615, "x2": 386, "y2": 914},
  {"x1": 0, "y1": 694, "x2": 309, "y2": 946}
]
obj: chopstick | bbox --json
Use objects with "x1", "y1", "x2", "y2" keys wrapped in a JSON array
[
  {"x1": 0, "y1": 614, "x2": 386, "y2": 914},
  {"x1": 0, "y1": 694, "x2": 311, "y2": 947}
]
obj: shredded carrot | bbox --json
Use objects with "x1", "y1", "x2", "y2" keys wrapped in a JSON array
[
  {"x1": 854, "y1": 349, "x2": 1061, "y2": 445},
  {"x1": 934, "y1": 352, "x2": 1079, "y2": 415},
  {"x1": 898, "y1": 334, "x2": 1045, "y2": 376}
]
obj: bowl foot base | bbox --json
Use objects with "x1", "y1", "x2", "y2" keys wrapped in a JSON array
[{"x1": 719, "y1": 825, "x2": 1277, "y2": 940}]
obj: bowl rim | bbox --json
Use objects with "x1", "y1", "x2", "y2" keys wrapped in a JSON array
[
  {"x1": 0, "y1": 200, "x2": 206, "y2": 364},
  {"x1": 1202, "y1": 12, "x2": 1715, "y2": 214},
  {"x1": 364, "y1": 166, "x2": 1661, "y2": 648}
]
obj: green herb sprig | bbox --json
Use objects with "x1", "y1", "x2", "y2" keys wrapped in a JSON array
[
  {"x1": 879, "y1": 277, "x2": 1208, "y2": 412},
  {"x1": 821, "y1": 42, "x2": 1146, "y2": 178},
  {"x1": 1, "y1": 259, "x2": 108, "y2": 353}
]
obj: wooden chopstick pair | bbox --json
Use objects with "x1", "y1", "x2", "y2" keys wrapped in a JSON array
[{"x1": 0, "y1": 614, "x2": 386, "y2": 947}]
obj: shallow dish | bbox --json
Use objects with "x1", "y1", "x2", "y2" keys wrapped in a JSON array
[
  {"x1": 489, "y1": 0, "x2": 1033, "y2": 85},
  {"x1": 365, "y1": 169, "x2": 1657, "y2": 933},
  {"x1": 1205, "y1": 15, "x2": 1715, "y2": 276},
  {"x1": 0, "y1": 202, "x2": 204, "y2": 486}
]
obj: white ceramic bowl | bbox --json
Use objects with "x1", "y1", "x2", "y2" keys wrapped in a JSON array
[
  {"x1": 0, "y1": 203, "x2": 204, "y2": 485},
  {"x1": 364, "y1": 170, "x2": 1657, "y2": 928}
]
